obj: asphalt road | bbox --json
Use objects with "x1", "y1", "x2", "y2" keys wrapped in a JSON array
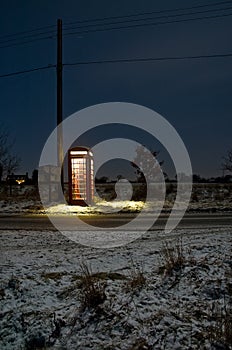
[{"x1": 0, "y1": 213, "x2": 231, "y2": 231}]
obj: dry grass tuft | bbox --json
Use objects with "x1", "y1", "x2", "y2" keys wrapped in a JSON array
[
  {"x1": 207, "y1": 302, "x2": 232, "y2": 348},
  {"x1": 128, "y1": 337, "x2": 152, "y2": 350},
  {"x1": 79, "y1": 261, "x2": 107, "y2": 309},
  {"x1": 160, "y1": 237, "x2": 185, "y2": 276},
  {"x1": 125, "y1": 259, "x2": 146, "y2": 293}
]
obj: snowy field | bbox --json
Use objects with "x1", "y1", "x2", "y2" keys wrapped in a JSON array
[{"x1": 0, "y1": 227, "x2": 231, "y2": 349}]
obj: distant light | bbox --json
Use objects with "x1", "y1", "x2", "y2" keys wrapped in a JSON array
[{"x1": 16, "y1": 179, "x2": 25, "y2": 185}]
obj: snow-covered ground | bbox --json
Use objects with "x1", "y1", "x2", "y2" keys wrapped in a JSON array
[
  {"x1": 0, "y1": 185, "x2": 231, "y2": 349},
  {"x1": 0, "y1": 228, "x2": 231, "y2": 349}
]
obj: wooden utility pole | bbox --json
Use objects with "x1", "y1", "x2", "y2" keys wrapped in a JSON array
[{"x1": 57, "y1": 18, "x2": 64, "y2": 191}]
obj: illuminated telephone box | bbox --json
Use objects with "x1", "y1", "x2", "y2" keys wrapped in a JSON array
[{"x1": 68, "y1": 147, "x2": 94, "y2": 206}]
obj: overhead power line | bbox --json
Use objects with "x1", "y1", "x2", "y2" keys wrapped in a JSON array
[
  {"x1": 0, "y1": 29, "x2": 56, "y2": 45},
  {"x1": 1, "y1": 9, "x2": 231, "y2": 49},
  {"x1": 0, "y1": 65, "x2": 56, "y2": 78},
  {"x1": 63, "y1": 5, "x2": 232, "y2": 32},
  {"x1": 64, "y1": 12, "x2": 232, "y2": 37},
  {"x1": 63, "y1": 0, "x2": 232, "y2": 26},
  {"x1": 0, "y1": 24, "x2": 56, "y2": 40},
  {"x1": 0, "y1": 35, "x2": 55, "y2": 49},
  {"x1": 0, "y1": 52, "x2": 232, "y2": 79},
  {"x1": 0, "y1": 0, "x2": 231, "y2": 49},
  {"x1": 64, "y1": 53, "x2": 232, "y2": 67}
]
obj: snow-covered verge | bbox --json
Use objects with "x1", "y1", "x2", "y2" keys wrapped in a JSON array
[
  {"x1": 0, "y1": 196, "x2": 231, "y2": 216},
  {"x1": 0, "y1": 182, "x2": 232, "y2": 215},
  {"x1": 0, "y1": 228, "x2": 231, "y2": 349}
]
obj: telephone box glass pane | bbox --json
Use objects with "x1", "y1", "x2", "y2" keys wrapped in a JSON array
[
  {"x1": 90, "y1": 159, "x2": 94, "y2": 199},
  {"x1": 71, "y1": 158, "x2": 87, "y2": 200}
]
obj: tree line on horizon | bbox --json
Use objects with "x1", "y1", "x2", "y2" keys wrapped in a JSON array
[{"x1": 0, "y1": 126, "x2": 232, "y2": 185}]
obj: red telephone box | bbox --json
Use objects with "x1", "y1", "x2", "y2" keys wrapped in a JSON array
[{"x1": 68, "y1": 147, "x2": 94, "y2": 205}]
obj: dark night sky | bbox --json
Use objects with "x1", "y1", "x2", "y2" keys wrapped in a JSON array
[{"x1": 0, "y1": 0, "x2": 232, "y2": 179}]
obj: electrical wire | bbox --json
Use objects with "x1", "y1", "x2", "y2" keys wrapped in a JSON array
[
  {"x1": 0, "y1": 0, "x2": 231, "y2": 56},
  {"x1": 0, "y1": 35, "x2": 56, "y2": 49},
  {"x1": 1, "y1": 0, "x2": 231, "y2": 47},
  {"x1": 0, "y1": 29, "x2": 57, "y2": 45},
  {"x1": 1, "y1": 52, "x2": 232, "y2": 79},
  {"x1": 0, "y1": 65, "x2": 56, "y2": 78},
  {"x1": 63, "y1": 5, "x2": 232, "y2": 32},
  {"x1": 63, "y1": 53, "x2": 232, "y2": 67},
  {"x1": 63, "y1": 0, "x2": 232, "y2": 26},
  {"x1": 63, "y1": 12, "x2": 232, "y2": 37},
  {"x1": 1, "y1": 7, "x2": 230, "y2": 49},
  {"x1": 0, "y1": 24, "x2": 56, "y2": 40}
]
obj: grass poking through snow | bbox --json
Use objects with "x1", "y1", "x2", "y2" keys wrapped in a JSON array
[
  {"x1": 79, "y1": 260, "x2": 107, "y2": 310},
  {"x1": 160, "y1": 237, "x2": 185, "y2": 276}
]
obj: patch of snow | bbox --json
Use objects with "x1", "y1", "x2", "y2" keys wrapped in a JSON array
[{"x1": 0, "y1": 228, "x2": 231, "y2": 349}]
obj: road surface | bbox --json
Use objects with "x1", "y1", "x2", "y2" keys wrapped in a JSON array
[{"x1": 0, "y1": 213, "x2": 231, "y2": 230}]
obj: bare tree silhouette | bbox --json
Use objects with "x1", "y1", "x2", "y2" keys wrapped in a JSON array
[
  {"x1": 222, "y1": 149, "x2": 232, "y2": 173},
  {"x1": 0, "y1": 124, "x2": 20, "y2": 181}
]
